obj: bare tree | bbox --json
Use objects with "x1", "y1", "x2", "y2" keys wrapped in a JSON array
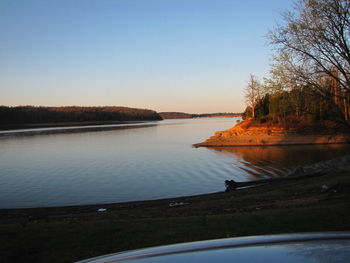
[
  {"x1": 245, "y1": 74, "x2": 261, "y2": 119},
  {"x1": 269, "y1": 0, "x2": 350, "y2": 120}
]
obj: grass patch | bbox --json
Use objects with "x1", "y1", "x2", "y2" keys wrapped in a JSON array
[{"x1": 1, "y1": 200, "x2": 349, "y2": 263}]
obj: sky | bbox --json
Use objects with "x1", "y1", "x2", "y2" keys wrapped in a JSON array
[{"x1": 0, "y1": 0, "x2": 294, "y2": 113}]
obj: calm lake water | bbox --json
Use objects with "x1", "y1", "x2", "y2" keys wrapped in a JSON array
[{"x1": 1, "y1": 118, "x2": 349, "y2": 209}]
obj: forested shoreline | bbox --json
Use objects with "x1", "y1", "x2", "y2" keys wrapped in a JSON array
[{"x1": 0, "y1": 106, "x2": 162, "y2": 126}]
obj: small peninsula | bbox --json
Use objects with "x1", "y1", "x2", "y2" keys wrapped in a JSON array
[
  {"x1": 195, "y1": 118, "x2": 350, "y2": 147},
  {"x1": 195, "y1": 63, "x2": 350, "y2": 147}
]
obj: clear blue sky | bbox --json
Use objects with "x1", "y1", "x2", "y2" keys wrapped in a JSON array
[{"x1": 0, "y1": 0, "x2": 294, "y2": 113}]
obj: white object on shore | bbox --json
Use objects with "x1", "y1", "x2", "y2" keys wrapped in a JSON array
[
  {"x1": 169, "y1": 202, "x2": 190, "y2": 207},
  {"x1": 97, "y1": 208, "x2": 107, "y2": 212}
]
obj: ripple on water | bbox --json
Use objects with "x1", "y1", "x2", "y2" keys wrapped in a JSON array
[{"x1": 1, "y1": 119, "x2": 350, "y2": 208}]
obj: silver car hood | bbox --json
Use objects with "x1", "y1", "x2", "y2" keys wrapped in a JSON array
[{"x1": 76, "y1": 232, "x2": 350, "y2": 263}]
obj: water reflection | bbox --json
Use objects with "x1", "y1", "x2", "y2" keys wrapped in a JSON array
[
  {"x1": 0, "y1": 118, "x2": 239, "y2": 208},
  {"x1": 1, "y1": 117, "x2": 349, "y2": 208},
  {"x1": 209, "y1": 144, "x2": 350, "y2": 180}
]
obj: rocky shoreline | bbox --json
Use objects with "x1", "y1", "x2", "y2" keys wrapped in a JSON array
[
  {"x1": 225, "y1": 154, "x2": 350, "y2": 191},
  {"x1": 2, "y1": 154, "x2": 349, "y2": 220},
  {"x1": 194, "y1": 120, "x2": 350, "y2": 147}
]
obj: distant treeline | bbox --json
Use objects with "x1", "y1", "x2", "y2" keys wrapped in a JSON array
[
  {"x1": 0, "y1": 106, "x2": 162, "y2": 125},
  {"x1": 159, "y1": 112, "x2": 241, "y2": 119}
]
